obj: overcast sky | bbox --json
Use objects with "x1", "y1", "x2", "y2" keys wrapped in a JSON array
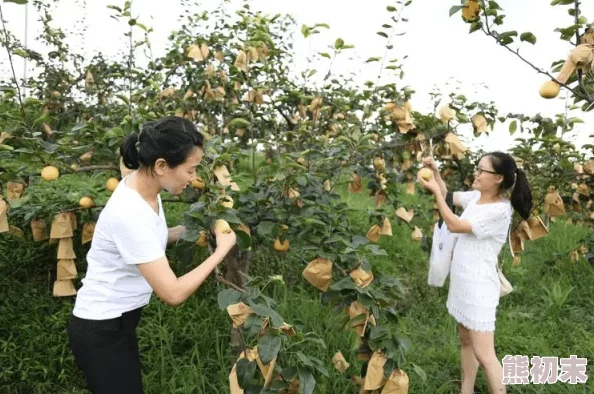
[{"x1": 1, "y1": 0, "x2": 593, "y2": 153}]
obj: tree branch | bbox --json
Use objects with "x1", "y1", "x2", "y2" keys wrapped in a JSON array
[
  {"x1": 480, "y1": 26, "x2": 592, "y2": 104},
  {"x1": 73, "y1": 164, "x2": 118, "y2": 172},
  {"x1": 0, "y1": 5, "x2": 31, "y2": 133},
  {"x1": 215, "y1": 274, "x2": 245, "y2": 293},
  {"x1": 272, "y1": 100, "x2": 296, "y2": 131},
  {"x1": 477, "y1": 0, "x2": 592, "y2": 105},
  {"x1": 574, "y1": 0, "x2": 591, "y2": 101}
]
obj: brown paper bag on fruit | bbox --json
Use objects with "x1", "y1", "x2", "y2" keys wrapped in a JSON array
[
  {"x1": 350, "y1": 267, "x2": 374, "y2": 288},
  {"x1": 395, "y1": 207, "x2": 414, "y2": 223},
  {"x1": 50, "y1": 213, "x2": 73, "y2": 239},
  {"x1": 229, "y1": 349, "x2": 259, "y2": 394},
  {"x1": 7, "y1": 182, "x2": 24, "y2": 199},
  {"x1": 68, "y1": 212, "x2": 77, "y2": 231},
  {"x1": 364, "y1": 351, "x2": 387, "y2": 390},
  {"x1": 381, "y1": 369, "x2": 409, "y2": 394},
  {"x1": 214, "y1": 165, "x2": 240, "y2": 191},
  {"x1": 57, "y1": 259, "x2": 77, "y2": 280},
  {"x1": 347, "y1": 300, "x2": 376, "y2": 337},
  {"x1": 332, "y1": 352, "x2": 350, "y2": 373},
  {"x1": 366, "y1": 225, "x2": 382, "y2": 243},
  {"x1": 226, "y1": 302, "x2": 254, "y2": 328},
  {"x1": 254, "y1": 346, "x2": 277, "y2": 387},
  {"x1": 57, "y1": 237, "x2": 76, "y2": 259},
  {"x1": 82, "y1": 222, "x2": 96, "y2": 245},
  {"x1": 53, "y1": 280, "x2": 77, "y2": 296},
  {"x1": 0, "y1": 198, "x2": 9, "y2": 233},
  {"x1": 302, "y1": 258, "x2": 333, "y2": 291},
  {"x1": 30, "y1": 218, "x2": 49, "y2": 241},
  {"x1": 9, "y1": 226, "x2": 24, "y2": 239},
  {"x1": 526, "y1": 216, "x2": 548, "y2": 240},
  {"x1": 380, "y1": 218, "x2": 392, "y2": 236},
  {"x1": 509, "y1": 230, "x2": 524, "y2": 256},
  {"x1": 544, "y1": 188, "x2": 565, "y2": 217}
]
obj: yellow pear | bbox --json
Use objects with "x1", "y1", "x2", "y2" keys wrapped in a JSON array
[
  {"x1": 214, "y1": 219, "x2": 232, "y2": 234},
  {"x1": 79, "y1": 196, "x2": 94, "y2": 209},
  {"x1": 106, "y1": 177, "x2": 119, "y2": 192},
  {"x1": 192, "y1": 176, "x2": 206, "y2": 189},
  {"x1": 419, "y1": 168, "x2": 433, "y2": 181},
  {"x1": 273, "y1": 238, "x2": 289, "y2": 252},
  {"x1": 41, "y1": 166, "x2": 60, "y2": 181}
]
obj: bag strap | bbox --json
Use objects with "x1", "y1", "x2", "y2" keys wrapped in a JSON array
[
  {"x1": 499, "y1": 220, "x2": 514, "y2": 271},
  {"x1": 438, "y1": 191, "x2": 455, "y2": 227}
]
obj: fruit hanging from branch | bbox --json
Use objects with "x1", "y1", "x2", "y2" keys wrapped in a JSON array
[
  {"x1": 461, "y1": 0, "x2": 481, "y2": 23},
  {"x1": 418, "y1": 168, "x2": 433, "y2": 182},
  {"x1": 539, "y1": 44, "x2": 594, "y2": 99}
]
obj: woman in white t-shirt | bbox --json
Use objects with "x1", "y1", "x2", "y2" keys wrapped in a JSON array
[
  {"x1": 67, "y1": 116, "x2": 237, "y2": 394},
  {"x1": 418, "y1": 152, "x2": 532, "y2": 394}
]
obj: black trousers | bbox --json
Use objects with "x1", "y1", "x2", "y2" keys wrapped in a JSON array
[{"x1": 66, "y1": 307, "x2": 144, "y2": 394}]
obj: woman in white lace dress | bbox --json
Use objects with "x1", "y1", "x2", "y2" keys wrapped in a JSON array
[{"x1": 418, "y1": 152, "x2": 533, "y2": 394}]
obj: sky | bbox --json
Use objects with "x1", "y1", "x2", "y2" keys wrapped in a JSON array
[{"x1": 1, "y1": 0, "x2": 593, "y2": 153}]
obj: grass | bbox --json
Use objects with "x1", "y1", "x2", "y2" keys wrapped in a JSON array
[{"x1": 1, "y1": 171, "x2": 593, "y2": 393}]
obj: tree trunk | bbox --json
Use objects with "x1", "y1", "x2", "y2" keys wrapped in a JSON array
[{"x1": 221, "y1": 245, "x2": 251, "y2": 356}]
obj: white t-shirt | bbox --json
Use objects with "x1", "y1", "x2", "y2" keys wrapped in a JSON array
[{"x1": 72, "y1": 174, "x2": 168, "y2": 320}]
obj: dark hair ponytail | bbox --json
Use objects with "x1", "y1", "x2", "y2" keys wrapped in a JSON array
[
  {"x1": 510, "y1": 168, "x2": 532, "y2": 220},
  {"x1": 119, "y1": 116, "x2": 204, "y2": 172},
  {"x1": 484, "y1": 151, "x2": 533, "y2": 220},
  {"x1": 120, "y1": 133, "x2": 141, "y2": 170}
]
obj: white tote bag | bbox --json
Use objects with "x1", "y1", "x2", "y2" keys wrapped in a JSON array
[
  {"x1": 428, "y1": 192, "x2": 458, "y2": 287},
  {"x1": 428, "y1": 221, "x2": 458, "y2": 287}
]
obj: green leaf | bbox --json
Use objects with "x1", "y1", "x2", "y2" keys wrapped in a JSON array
[
  {"x1": 366, "y1": 57, "x2": 381, "y2": 63},
  {"x1": 257, "y1": 221, "x2": 275, "y2": 236},
  {"x1": 449, "y1": 5, "x2": 464, "y2": 17},
  {"x1": 236, "y1": 358, "x2": 257, "y2": 388},
  {"x1": 249, "y1": 303, "x2": 285, "y2": 327},
  {"x1": 367, "y1": 244, "x2": 388, "y2": 256},
  {"x1": 329, "y1": 276, "x2": 356, "y2": 291},
  {"x1": 412, "y1": 363, "x2": 427, "y2": 383},
  {"x1": 4, "y1": 0, "x2": 28, "y2": 4},
  {"x1": 296, "y1": 176, "x2": 307, "y2": 187},
  {"x1": 351, "y1": 235, "x2": 369, "y2": 248},
  {"x1": 386, "y1": 5, "x2": 397, "y2": 12},
  {"x1": 497, "y1": 30, "x2": 517, "y2": 45},
  {"x1": 301, "y1": 25, "x2": 310, "y2": 38},
  {"x1": 12, "y1": 48, "x2": 28, "y2": 58},
  {"x1": 334, "y1": 38, "x2": 344, "y2": 49},
  {"x1": 376, "y1": 31, "x2": 389, "y2": 38},
  {"x1": 469, "y1": 21, "x2": 482, "y2": 33},
  {"x1": 217, "y1": 289, "x2": 242, "y2": 310},
  {"x1": 520, "y1": 32, "x2": 537, "y2": 45},
  {"x1": 228, "y1": 118, "x2": 251, "y2": 129},
  {"x1": 235, "y1": 229, "x2": 251, "y2": 250},
  {"x1": 509, "y1": 120, "x2": 518, "y2": 134},
  {"x1": 319, "y1": 52, "x2": 331, "y2": 59},
  {"x1": 219, "y1": 210, "x2": 241, "y2": 224},
  {"x1": 488, "y1": 1, "x2": 502, "y2": 10},
  {"x1": 298, "y1": 368, "x2": 316, "y2": 394},
  {"x1": 257, "y1": 335, "x2": 281, "y2": 364}
]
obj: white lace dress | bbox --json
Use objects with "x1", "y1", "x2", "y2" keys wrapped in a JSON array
[{"x1": 446, "y1": 190, "x2": 512, "y2": 332}]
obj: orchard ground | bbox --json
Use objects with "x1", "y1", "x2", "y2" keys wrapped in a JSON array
[{"x1": 1, "y1": 159, "x2": 592, "y2": 394}]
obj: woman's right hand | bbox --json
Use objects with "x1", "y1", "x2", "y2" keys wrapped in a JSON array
[
  {"x1": 214, "y1": 230, "x2": 237, "y2": 253},
  {"x1": 422, "y1": 156, "x2": 439, "y2": 172}
]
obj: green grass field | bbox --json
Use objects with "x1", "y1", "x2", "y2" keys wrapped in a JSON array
[{"x1": 1, "y1": 171, "x2": 593, "y2": 394}]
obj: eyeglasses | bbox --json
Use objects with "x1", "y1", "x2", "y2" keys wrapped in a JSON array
[{"x1": 474, "y1": 167, "x2": 498, "y2": 176}]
